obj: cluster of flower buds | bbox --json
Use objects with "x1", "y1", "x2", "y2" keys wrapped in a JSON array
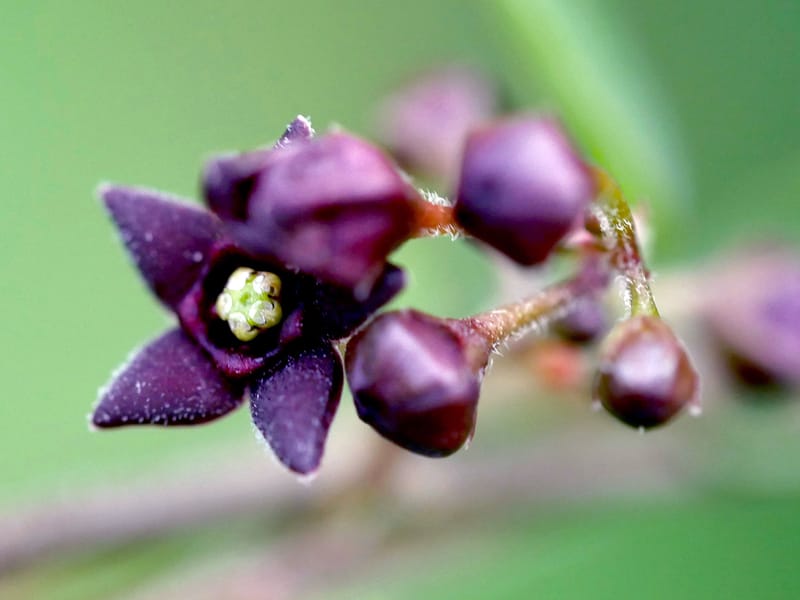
[{"x1": 93, "y1": 67, "x2": 699, "y2": 477}]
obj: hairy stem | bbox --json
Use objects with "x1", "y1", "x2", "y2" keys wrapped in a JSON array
[
  {"x1": 588, "y1": 168, "x2": 659, "y2": 317},
  {"x1": 464, "y1": 256, "x2": 608, "y2": 349},
  {"x1": 411, "y1": 191, "x2": 463, "y2": 238}
]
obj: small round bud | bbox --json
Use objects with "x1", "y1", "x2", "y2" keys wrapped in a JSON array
[
  {"x1": 553, "y1": 298, "x2": 608, "y2": 344},
  {"x1": 454, "y1": 116, "x2": 595, "y2": 265},
  {"x1": 704, "y1": 249, "x2": 800, "y2": 386},
  {"x1": 376, "y1": 66, "x2": 498, "y2": 185},
  {"x1": 345, "y1": 310, "x2": 490, "y2": 457},
  {"x1": 593, "y1": 316, "x2": 699, "y2": 429}
]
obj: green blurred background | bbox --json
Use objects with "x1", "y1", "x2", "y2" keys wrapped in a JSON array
[{"x1": 2, "y1": 1, "x2": 800, "y2": 598}]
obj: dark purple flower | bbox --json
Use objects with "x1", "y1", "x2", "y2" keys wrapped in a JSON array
[
  {"x1": 704, "y1": 249, "x2": 800, "y2": 386},
  {"x1": 454, "y1": 115, "x2": 595, "y2": 265},
  {"x1": 345, "y1": 309, "x2": 492, "y2": 457},
  {"x1": 593, "y1": 315, "x2": 699, "y2": 429},
  {"x1": 93, "y1": 183, "x2": 404, "y2": 475},
  {"x1": 376, "y1": 66, "x2": 499, "y2": 185},
  {"x1": 203, "y1": 122, "x2": 422, "y2": 295}
]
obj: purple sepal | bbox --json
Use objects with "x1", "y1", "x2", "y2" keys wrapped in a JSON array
[
  {"x1": 454, "y1": 116, "x2": 595, "y2": 265},
  {"x1": 202, "y1": 149, "x2": 274, "y2": 221},
  {"x1": 101, "y1": 185, "x2": 222, "y2": 310},
  {"x1": 241, "y1": 132, "x2": 418, "y2": 291},
  {"x1": 249, "y1": 342, "x2": 343, "y2": 475},
  {"x1": 311, "y1": 263, "x2": 406, "y2": 340},
  {"x1": 202, "y1": 117, "x2": 314, "y2": 221},
  {"x1": 92, "y1": 328, "x2": 243, "y2": 428}
]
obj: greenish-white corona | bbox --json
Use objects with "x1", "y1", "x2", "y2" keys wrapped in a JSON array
[{"x1": 216, "y1": 267, "x2": 283, "y2": 342}]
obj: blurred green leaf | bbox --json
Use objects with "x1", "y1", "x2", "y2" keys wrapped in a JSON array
[
  {"x1": 485, "y1": 0, "x2": 691, "y2": 257},
  {"x1": 325, "y1": 495, "x2": 800, "y2": 599}
]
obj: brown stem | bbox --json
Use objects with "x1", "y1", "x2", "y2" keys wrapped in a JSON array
[
  {"x1": 0, "y1": 436, "x2": 374, "y2": 574},
  {"x1": 113, "y1": 424, "x2": 684, "y2": 600},
  {"x1": 463, "y1": 255, "x2": 609, "y2": 348},
  {"x1": 411, "y1": 195, "x2": 463, "y2": 237},
  {"x1": 0, "y1": 408, "x2": 688, "y2": 579}
]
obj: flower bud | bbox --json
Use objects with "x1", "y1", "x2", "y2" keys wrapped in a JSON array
[
  {"x1": 704, "y1": 249, "x2": 800, "y2": 386},
  {"x1": 593, "y1": 316, "x2": 699, "y2": 429},
  {"x1": 454, "y1": 116, "x2": 595, "y2": 265},
  {"x1": 552, "y1": 297, "x2": 607, "y2": 344},
  {"x1": 345, "y1": 310, "x2": 491, "y2": 457},
  {"x1": 234, "y1": 132, "x2": 420, "y2": 294},
  {"x1": 376, "y1": 66, "x2": 498, "y2": 185},
  {"x1": 202, "y1": 116, "x2": 315, "y2": 221}
]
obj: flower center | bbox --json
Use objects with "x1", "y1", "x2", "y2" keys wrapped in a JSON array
[{"x1": 215, "y1": 267, "x2": 283, "y2": 342}]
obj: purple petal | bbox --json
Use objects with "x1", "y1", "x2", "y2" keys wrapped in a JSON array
[
  {"x1": 310, "y1": 263, "x2": 406, "y2": 340},
  {"x1": 249, "y1": 342, "x2": 343, "y2": 475},
  {"x1": 92, "y1": 329, "x2": 243, "y2": 428},
  {"x1": 101, "y1": 184, "x2": 223, "y2": 310}
]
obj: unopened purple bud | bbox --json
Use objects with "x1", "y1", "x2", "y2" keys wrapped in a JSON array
[
  {"x1": 345, "y1": 310, "x2": 491, "y2": 457},
  {"x1": 377, "y1": 66, "x2": 498, "y2": 185},
  {"x1": 239, "y1": 132, "x2": 421, "y2": 292},
  {"x1": 553, "y1": 297, "x2": 608, "y2": 344},
  {"x1": 454, "y1": 116, "x2": 595, "y2": 265},
  {"x1": 705, "y1": 249, "x2": 800, "y2": 386},
  {"x1": 202, "y1": 116, "x2": 314, "y2": 220},
  {"x1": 593, "y1": 316, "x2": 699, "y2": 429}
]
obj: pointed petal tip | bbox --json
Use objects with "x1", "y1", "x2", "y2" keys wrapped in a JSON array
[
  {"x1": 275, "y1": 114, "x2": 316, "y2": 148},
  {"x1": 252, "y1": 426, "x2": 322, "y2": 478},
  {"x1": 97, "y1": 182, "x2": 136, "y2": 214},
  {"x1": 295, "y1": 469, "x2": 320, "y2": 485},
  {"x1": 95, "y1": 181, "x2": 113, "y2": 202},
  {"x1": 249, "y1": 342, "x2": 343, "y2": 477},
  {"x1": 94, "y1": 329, "x2": 244, "y2": 428},
  {"x1": 86, "y1": 410, "x2": 102, "y2": 432}
]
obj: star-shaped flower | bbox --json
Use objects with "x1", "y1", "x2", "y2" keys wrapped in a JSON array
[{"x1": 92, "y1": 118, "x2": 415, "y2": 475}]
